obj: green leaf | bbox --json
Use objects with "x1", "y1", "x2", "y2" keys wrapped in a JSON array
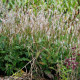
[
  {"x1": 14, "y1": 46, "x2": 21, "y2": 50},
  {"x1": 36, "y1": 51, "x2": 41, "y2": 59},
  {"x1": 49, "y1": 67, "x2": 55, "y2": 70},
  {"x1": 19, "y1": 58, "x2": 30, "y2": 61},
  {"x1": 2, "y1": 0, "x2": 6, "y2": 3},
  {"x1": 0, "y1": 51, "x2": 6, "y2": 54},
  {"x1": 0, "y1": 20, "x2": 2, "y2": 23}
]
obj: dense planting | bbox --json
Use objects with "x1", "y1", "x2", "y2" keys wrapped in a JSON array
[{"x1": 0, "y1": 0, "x2": 80, "y2": 80}]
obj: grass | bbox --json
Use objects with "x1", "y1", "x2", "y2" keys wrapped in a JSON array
[{"x1": 0, "y1": 0, "x2": 80, "y2": 79}]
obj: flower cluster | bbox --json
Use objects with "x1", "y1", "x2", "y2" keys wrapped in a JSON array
[
  {"x1": 64, "y1": 47, "x2": 79, "y2": 70},
  {"x1": 71, "y1": 47, "x2": 80, "y2": 56},
  {"x1": 64, "y1": 57, "x2": 78, "y2": 70}
]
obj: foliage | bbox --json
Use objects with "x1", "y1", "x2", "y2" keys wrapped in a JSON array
[{"x1": 0, "y1": 0, "x2": 80, "y2": 79}]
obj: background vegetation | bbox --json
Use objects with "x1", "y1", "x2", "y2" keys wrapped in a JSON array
[{"x1": 0, "y1": 0, "x2": 80, "y2": 80}]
